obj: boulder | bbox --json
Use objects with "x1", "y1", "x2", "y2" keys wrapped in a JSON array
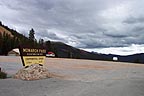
[{"x1": 14, "y1": 64, "x2": 51, "y2": 80}]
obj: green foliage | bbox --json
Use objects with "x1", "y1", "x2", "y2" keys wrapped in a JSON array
[
  {"x1": 29, "y1": 28, "x2": 35, "y2": 41},
  {"x1": 52, "y1": 47, "x2": 58, "y2": 57},
  {"x1": 0, "y1": 71, "x2": 7, "y2": 79},
  {"x1": 134, "y1": 58, "x2": 140, "y2": 63},
  {"x1": 0, "y1": 21, "x2": 58, "y2": 55},
  {"x1": 39, "y1": 38, "x2": 44, "y2": 47},
  {"x1": 44, "y1": 40, "x2": 58, "y2": 57},
  {"x1": 28, "y1": 28, "x2": 40, "y2": 47},
  {"x1": 45, "y1": 40, "x2": 53, "y2": 51},
  {"x1": 68, "y1": 50, "x2": 73, "y2": 58},
  {"x1": 0, "y1": 21, "x2": 2, "y2": 26},
  {"x1": 0, "y1": 32, "x2": 20, "y2": 55},
  {"x1": 0, "y1": 23, "x2": 45, "y2": 55}
]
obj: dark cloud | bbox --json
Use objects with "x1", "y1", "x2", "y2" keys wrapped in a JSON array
[
  {"x1": 0, "y1": 0, "x2": 144, "y2": 50},
  {"x1": 36, "y1": 29, "x2": 66, "y2": 41},
  {"x1": 123, "y1": 17, "x2": 144, "y2": 24},
  {"x1": 104, "y1": 32, "x2": 128, "y2": 38},
  {"x1": 132, "y1": 26, "x2": 144, "y2": 32}
]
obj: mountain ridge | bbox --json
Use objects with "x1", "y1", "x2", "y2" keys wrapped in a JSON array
[{"x1": 0, "y1": 22, "x2": 144, "y2": 64}]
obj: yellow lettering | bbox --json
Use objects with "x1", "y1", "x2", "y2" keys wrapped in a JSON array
[{"x1": 23, "y1": 48, "x2": 46, "y2": 53}]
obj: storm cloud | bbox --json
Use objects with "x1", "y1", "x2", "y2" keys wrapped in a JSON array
[{"x1": 1, "y1": 0, "x2": 144, "y2": 54}]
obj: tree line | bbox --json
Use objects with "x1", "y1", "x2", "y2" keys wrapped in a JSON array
[{"x1": 0, "y1": 22, "x2": 57, "y2": 56}]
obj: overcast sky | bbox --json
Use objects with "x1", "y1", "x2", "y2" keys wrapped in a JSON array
[{"x1": 1, "y1": 0, "x2": 144, "y2": 55}]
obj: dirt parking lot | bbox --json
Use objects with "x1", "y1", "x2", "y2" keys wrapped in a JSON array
[
  {"x1": 44, "y1": 58, "x2": 144, "y2": 82},
  {"x1": 1, "y1": 56, "x2": 144, "y2": 96},
  {"x1": 1, "y1": 56, "x2": 144, "y2": 82}
]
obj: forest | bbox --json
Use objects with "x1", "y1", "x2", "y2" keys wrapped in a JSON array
[{"x1": 0, "y1": 21, "x2": 55, "y2": 55}]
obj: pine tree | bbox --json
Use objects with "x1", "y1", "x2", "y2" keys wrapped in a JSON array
[
  {"x1": 0, "y1": 33, "x2": 2, "y2": 54},
  {"x1": 2, "y1": 32, "x2": 11, "y2": 55},
  {"x1": 29, "y1": 28, "x2": 35, "y2": 41},
  {"x1": 28, "y1": 28, "x2": 36, "y2": 46},
  {"x1": 0, "y1": 21, "x2": 2, "y2": 26},
  {"x1": 39, "y1": 38, "x2": 44, "y2": 46},
  {"x1": 0, "y1": 31, "x2": 20, "y2": 55},
  {"x1": 45, "y1": 40, "x2": 52, "y2": 51}
]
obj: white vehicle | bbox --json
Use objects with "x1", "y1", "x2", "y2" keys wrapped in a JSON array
[{"x1": 46, "y1": 52, "x2": 55, "y2": 57}]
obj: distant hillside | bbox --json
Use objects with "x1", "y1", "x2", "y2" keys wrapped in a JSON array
[
  {"x1": 0, "y1": 22, "x2": 33, "y2": 55},
  {"x1": 114, "y1": 53, "x2": 144, "y2": 64},
  {"x1": 0, "y1": 22, "x2": 105, "y2": 60},
  {"x1": 0, "y1": 22, "x2": 108, "y2": 60},
  {"x1": 48, "y1": 42, "x2": 105, "y2": 60},
  {"x1": 0, "y1": 23, "x2": 29, "y2": 41},
  {"x1": 92, "y1": 53, "x2": 144, "y2": 64},
  {"x1": 49, "y1": 42, "x2": 144, "y2": 64},
  {"x1": 0, "y1": 26, "x2": 13, "y2": 37},
  {"x1": 0, "y1": 21, "x2": 143, "y2": 64}
]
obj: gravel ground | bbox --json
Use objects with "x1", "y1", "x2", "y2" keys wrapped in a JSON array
[{"x1": 0, "y1": 56, "x2": 144, "y2": 96}]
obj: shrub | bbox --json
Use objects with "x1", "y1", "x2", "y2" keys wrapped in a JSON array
[{"x1": 0, "y1": 71, "x2": 7, "y2": 79}]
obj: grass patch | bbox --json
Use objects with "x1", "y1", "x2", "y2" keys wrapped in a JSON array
[{"x1": 0, "y1": 71, "x2": 7, "y2": 79}]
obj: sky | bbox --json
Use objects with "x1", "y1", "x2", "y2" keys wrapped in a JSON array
[{"x1": 0, "y1": 0, "x2": 144, "y2": 55}]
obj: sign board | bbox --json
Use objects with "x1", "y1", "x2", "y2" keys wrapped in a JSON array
[{"x1": 19, "y1": 46, "x2": 46, "y2": 66}]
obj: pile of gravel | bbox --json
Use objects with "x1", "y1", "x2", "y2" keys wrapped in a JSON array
[{"x1": 14, "y1": 64, "x2": 51, "y2": 80}]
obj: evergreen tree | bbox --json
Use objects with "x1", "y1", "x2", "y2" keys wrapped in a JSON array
[
  {"x1": 39, "y1": 38, "x2": 44, "y2": 46},
  {"x1": 0, "y1": 21, "x2": 2, "y2": 26},
  {"x1": 0, "y1": 33, "x2": 2, "y2": 54},
  {"x1": 134, "y1": 58, "x2": 140, "y2": 63},
  {"x1": 29, "y1": 28, "x2": 35, "y2": 41},
  {"x1": 45, "y1": 40, "x2": 52, "y2": 51},
  {"x1": 53, "y1": 47, "x2": 58, "y2": 57},
  {"x1": 28, "y1": 28, "x2": 36, "y2": 46},
  {"x1": 0, "y1": 32, "x2": 20, "y2": 55},
  {"x1": 11, "y1": 36, "x2": 19, "y2": 48},
  {"x1": 2, "y1": 32, "x2": 11, "y2": 55},
  {"x1": 68, "y1": 49, "x2": 73, "y2": 58}
]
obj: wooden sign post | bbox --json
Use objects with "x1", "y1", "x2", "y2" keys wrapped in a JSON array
[{"x1": 19, "y1": 46, "x2": 46, "y2": 66}]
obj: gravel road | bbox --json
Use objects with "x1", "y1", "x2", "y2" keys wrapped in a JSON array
[{"x1": 0, "y1": 56, "x2": 144, "y2": 96}]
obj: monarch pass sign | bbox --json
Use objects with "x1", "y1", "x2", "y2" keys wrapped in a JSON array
[{"x1": 19, "y1": 46, "x2": 46, "y2": 66}]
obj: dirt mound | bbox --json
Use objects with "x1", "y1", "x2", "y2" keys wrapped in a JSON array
[{"x1": 14, "y1": 64, "x2": 51, "y2": 80}]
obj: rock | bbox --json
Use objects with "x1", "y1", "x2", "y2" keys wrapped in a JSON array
[{"x1": 14, "y1": 64, "x2": 51, "y2": 80}]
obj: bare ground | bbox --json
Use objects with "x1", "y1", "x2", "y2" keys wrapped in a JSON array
[
  {"x1": 1, "y1": 56, "x2": 144, "y2": 82},
  {"x1": 45, "y1": 58, "x2": 144, "y2": 82},
  {"x1": 1, "y1": 56, "x2": 144, "y2": 96}
]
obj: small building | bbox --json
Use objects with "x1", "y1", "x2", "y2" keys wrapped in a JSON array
[
  {"x1": 113, "y1": 57, "x2": 118, "y2": 61},
  {"x1": 8, "y1": 48, "x2": 20, "y2": 56},
  {"x1": 46, "y1": 52, "x2": 55, "y2": 57}
]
